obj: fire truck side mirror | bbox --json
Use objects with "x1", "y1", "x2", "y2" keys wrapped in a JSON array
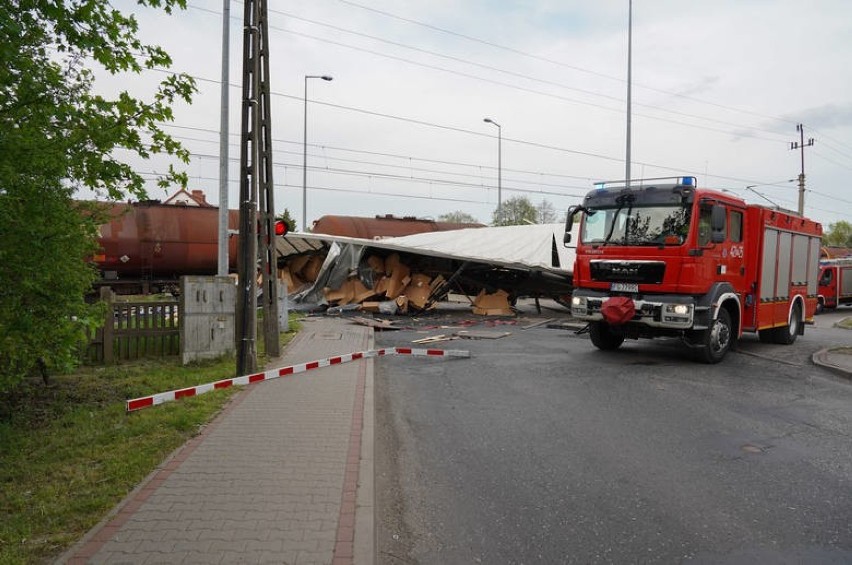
[
  {"x1": 564, "y1": 205, "x2": 578, "y2": 244},
  {"x1": 710, "y1": 205, "x2": 726, "y2": 244}
]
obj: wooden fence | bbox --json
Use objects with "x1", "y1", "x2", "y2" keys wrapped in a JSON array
[{"x1": 86, "y1": 287, "x2": 181, "y2": 363}]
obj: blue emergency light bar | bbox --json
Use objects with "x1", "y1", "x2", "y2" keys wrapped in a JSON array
[{"x1": 592, "y1": 176, "x2": 697, "y2": 190}]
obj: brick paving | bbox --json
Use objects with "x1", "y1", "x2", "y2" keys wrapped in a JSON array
[{"x1": 60, "y1": 318, "x2": 373, "y2": 565}]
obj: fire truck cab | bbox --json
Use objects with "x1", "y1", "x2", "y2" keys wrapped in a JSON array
[
  {"x1": 817, "y1": 258, "x2": 852, "y2": 312},
  {"x1": 565, "y1": 177, "x2": 823, "y2": 363}
]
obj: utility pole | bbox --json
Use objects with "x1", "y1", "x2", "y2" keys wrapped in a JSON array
[
  {"x1": 217, "y1": 0, "x2": 230, "y2": 277},
  {"x1": 236, "y1": 0, "x2": 279, "y2": 374},
  {"x1": 789, "y1": 123, "x2": 814, "y2": 216},
  {"x1": 625, "y1": 0, "x2": 632, "y2": 187}
]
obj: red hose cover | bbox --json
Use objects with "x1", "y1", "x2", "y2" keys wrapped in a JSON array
[{"x1": 601, "y1": 296, "x2": 636, "y2": 326}]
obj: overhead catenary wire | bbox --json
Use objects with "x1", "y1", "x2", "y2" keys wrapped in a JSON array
[
  {"x1": 154, "y1": 118, "x2": 849, "y2": 207},
  {"x1": 96, "y1": 4, "x2": 848, "y2": 224},
  {"x1": 184, "y1": 2, "x2": 797, "y2": 144},
  {"x1": 332, "y1": 0, "x2": 802, "y2": 128},
  {"x1": 140, "y1": 56, "x2": 852, "y2": 192},
  {"x1": 129, "y1": 168, "x2": 852, "y2": 220}
]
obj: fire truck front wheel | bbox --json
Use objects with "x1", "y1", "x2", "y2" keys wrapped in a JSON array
[
  {"x1": 695, "y1": 308, "x2": 733, "y2": 364},
  {"x1": 589, "y1": 321, "x2": 625, "y2": 351}
]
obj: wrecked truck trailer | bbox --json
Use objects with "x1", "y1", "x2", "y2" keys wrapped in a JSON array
[{"x1": 277, "y1": 223, "x2": 576, "y2": 312}]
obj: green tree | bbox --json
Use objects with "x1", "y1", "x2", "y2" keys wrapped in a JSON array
[
  {"x1": 276, "y1": 208, "x2": 298, "y2": 233},
  {"x1": 0, "y1": 0, "x2": 195, "y2": 391},
  {"x1": 492, "y1": 196, "x2": 538, "y2": 226},
  {"x1": 535, "y1": 199, "x2": 558, "y2": 224},
  {"x1": 438, "y1": 211, "x2": 480, "y2": 224},
  {"x1": 822, "y1": 220, "x2": 852, "y2": 247}
]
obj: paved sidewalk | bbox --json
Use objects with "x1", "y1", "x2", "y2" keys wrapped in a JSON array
[
  {"x1": 813, "y1": 346, "x2": 852, "y2": 379},
  {"x1": 60, "y1": 318, "x2": 374, "y2": 565}
]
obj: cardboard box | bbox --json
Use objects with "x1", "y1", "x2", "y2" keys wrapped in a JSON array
[
  {"x1": 367, "y1": 254, "x2": 385, "y2": 274},
  {"x1": 353, "y1": 278, "x2": 376, "y2": 303},
  {"x1": 473, "y1": 289, "x2": 511, "y2": 310},
  {"x1": 281, "y1": 269, "x2": 305, "y2": 292},
  {"x1": 301, "y1": 255, "x2": 324, "y2": 282},
  {"x1": 374, "y1": 276, "x2": 389, "y2": 297},
  {"x1": 287, "y1": 255, "x2": 311, "y2": 275},
  {"x1": 385, "y1": 253, "x2": 400, "y2": 276},
  {"x1": 385, "y1": 264, "x2": 411, "y2": 299},
  {"x1": 404, "y1": 274, "x2": 433, "y2": 310}
]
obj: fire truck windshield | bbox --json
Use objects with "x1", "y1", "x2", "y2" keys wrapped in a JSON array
[{"x1": 581, "y1": 204, "x2": 692, "y2": 246}]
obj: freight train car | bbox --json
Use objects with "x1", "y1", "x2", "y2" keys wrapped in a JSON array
[
  {"x1": 93, "y1": 207, "x2": 482, "y2": 295},
  {"x1": 311, "y1": 214, "x2": 483, "y2": 239},
  {"x1": 92, "y1": 201, "x2": 240, "y2": 294}
]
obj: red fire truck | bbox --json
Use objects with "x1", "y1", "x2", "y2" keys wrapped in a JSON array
[
  {"x1": 817, "y1": 257, "x2": 852, "y2": 312},
  {"x1": 564, "y1": 177, "x2": 823, "y2": 363}
]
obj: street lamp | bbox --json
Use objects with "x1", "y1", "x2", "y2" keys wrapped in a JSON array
[
  {"x1": 483, "y1": 118, "x2": 502, "y2": 211},
  {"x1": 303, "y1": 75, "x2": 333, "y2": 231}
]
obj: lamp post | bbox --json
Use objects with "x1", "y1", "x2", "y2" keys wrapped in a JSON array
[
  {"x1": 483, "y1": 118, "x2": 502, "y2": 211},
  {"x1": 303, "y1": 75, "x2": 333, "y2": 231}
]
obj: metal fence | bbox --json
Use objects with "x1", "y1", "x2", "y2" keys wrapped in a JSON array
[{"x1": 86, "y1": 287, "x2": 181, "y2": 363}]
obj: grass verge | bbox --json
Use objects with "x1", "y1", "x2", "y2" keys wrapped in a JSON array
[{"x1": 0, "y1": 316, "x2": 301, "y2": 564}]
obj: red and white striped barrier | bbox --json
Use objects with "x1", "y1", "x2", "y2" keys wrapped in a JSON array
[{"x1": 126, "y1": 347, "x2": 470, "y2": 412}]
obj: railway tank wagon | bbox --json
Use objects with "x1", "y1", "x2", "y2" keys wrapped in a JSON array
[
  {"x1": 311, "y1": 214, "x2": 483, "y2": 239},
  {"x1": 93, "y1": 201, "x2": 240, "y2": 294},
  {"x1": 93, "y1": 207, "x2": 483, "y2": 294}
]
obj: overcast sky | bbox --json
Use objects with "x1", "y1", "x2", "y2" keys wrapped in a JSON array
[{"x1": 93, "y1": 0, "x2": 852, "y2": 230}]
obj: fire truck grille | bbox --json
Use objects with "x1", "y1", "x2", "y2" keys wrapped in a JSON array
[{"x1": 590, "y1": 261, "x2": 666, "y2": 284}]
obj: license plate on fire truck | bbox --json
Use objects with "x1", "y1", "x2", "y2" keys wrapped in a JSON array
[{"x1": 611, "y1": 282, "x2": 639, "y2": 293}]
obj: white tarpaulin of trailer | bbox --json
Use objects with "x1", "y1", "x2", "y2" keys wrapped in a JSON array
[{"x1": 286, "y1": 223, "x2": 575, "y2": 274}]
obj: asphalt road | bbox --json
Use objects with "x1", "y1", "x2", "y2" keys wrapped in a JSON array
[{"x1": 375, "y1": 305, "x2": 852, "y2": 564}]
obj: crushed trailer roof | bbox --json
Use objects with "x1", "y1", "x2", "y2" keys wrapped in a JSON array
[{"x1": 280, "y1": 223, "x2": 575, "y2": 275}]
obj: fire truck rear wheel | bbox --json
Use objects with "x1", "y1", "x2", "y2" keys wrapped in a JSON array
[
  {"x1": 773, "y1": 303, "x2": 801, "y2": 345},
  {"x1": 695, "y1": 308, "x2": 732, "y2": 364},
  {"x1": 589, "y1": 321, "x2": 625, "y2": 351}
]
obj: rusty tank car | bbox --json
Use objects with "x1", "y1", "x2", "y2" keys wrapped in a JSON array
[
  {"x1": 93, "y1": 201, "x2": 240, "y2": 294},
  {"x1": 311, "y1": 214, "x2": 483, "y2": 239}
]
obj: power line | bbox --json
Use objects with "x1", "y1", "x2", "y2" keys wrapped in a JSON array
[
  {"x1": 156, "y1": 115, "x2": 841, "y2": 202},
  {"x1": 258, "y1": 6, "x2": 793, "y2": 140},
  {"x1": 134, "y1": 169, "x2": 849, "y2": 220},
  {"x1": 149, "y1": 63, "x2": 848, "y2": 188},
  {"x1": 182, "y1": 149, "x2": 591, "y2": 197},
  {"x1": 333, "y1": 0, "x2": 799, "y2": 128},
  {"x1": 164, "y1": 128, "x2": 597, "y2": 183},
  {"x1": 271, "y1": 28, "x2": 789, "y2": 143},
  {"x1": 184, "y1": 3, "x2": 793, "y2": 143}
]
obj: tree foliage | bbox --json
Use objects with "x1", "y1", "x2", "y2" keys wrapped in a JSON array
[
  {"x1": 535, "y1": 199, "x2": 558, "y2": 224},
  {"x1": 0, "y1": 0, "x2": 195, "y2": 391},
  {"x1": 438, "y1": 211, "x2": 480, "y2": 224},
  {"x1": 276, "y1": 208, "x2": 298, "y2": 233},
  {"x1": 822, "y1": 220, "x2": 852, "y2": 248},
  {"x1": 492, "y1": 196, "x2": 539, "y2": 226}
]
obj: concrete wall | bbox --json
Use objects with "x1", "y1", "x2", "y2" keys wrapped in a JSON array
[{"x1": 180, "y1": 276, "x2": 236, "y2": 365}]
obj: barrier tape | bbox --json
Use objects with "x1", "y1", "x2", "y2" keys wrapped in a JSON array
[{"x1": 126, "y1": 347, "x2": 470, "y2": 412}]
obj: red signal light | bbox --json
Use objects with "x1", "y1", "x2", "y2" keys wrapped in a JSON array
[{"x1": 274, "y1": 220, "x2": 288, "y2": 236}]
